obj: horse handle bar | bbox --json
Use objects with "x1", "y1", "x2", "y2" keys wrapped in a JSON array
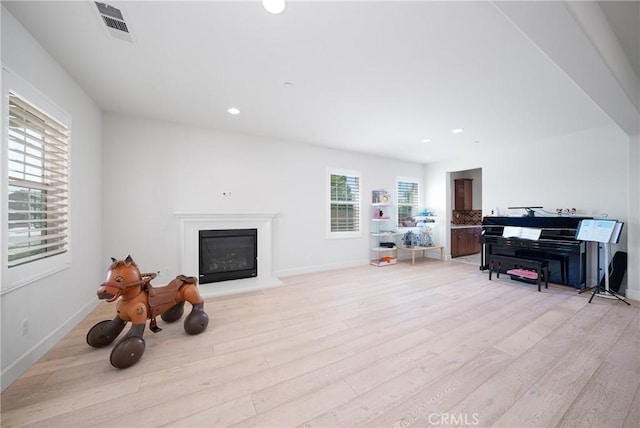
[{"x1": 141, "y1": 272, "x2": 158, "y2": 281}]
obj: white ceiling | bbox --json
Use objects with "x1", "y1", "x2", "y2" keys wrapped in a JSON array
[
  {"x1": 599, "y1": 0, "x2": 640, "y2": 79},
  {"x1": 3, "y1": 1, "x2": 638, "y2": 164}
]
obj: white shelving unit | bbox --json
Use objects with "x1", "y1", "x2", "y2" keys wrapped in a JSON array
[{"x1": 370, "y1": 202, "x2": 399, "y2": 266}]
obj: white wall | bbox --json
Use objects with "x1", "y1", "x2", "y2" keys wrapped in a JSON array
[
  {"x1": 1, "y1": 8, "x2": 103, "y2": 390},
  {"x1": 627, "y1": 134, "x2": 639, "y2": 301},
  {"x1": 424, "y1": 124, "x2": 632, "y2": 293},
  {"x1": 102, "y1": 114, "x2": 424, "y2": 282}
]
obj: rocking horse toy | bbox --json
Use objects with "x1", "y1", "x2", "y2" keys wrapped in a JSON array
[{"x1": 86, "y1": 255, "x2": 209, "y2": 368}]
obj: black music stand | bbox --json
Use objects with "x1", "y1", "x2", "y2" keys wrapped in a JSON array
[{"x1": 576, "y1": 220, "x2": 629, "y2": 305}]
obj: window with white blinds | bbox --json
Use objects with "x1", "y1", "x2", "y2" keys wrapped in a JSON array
[
  {"x1": 397, "y1": 178, "x2": 419, "y2": 226},
  {"x1": 328, "y1": 169, "x2": 361, "y2": 237},
  {"x1": 7, "y1": 92, "x2": 70, "y2": 268}
]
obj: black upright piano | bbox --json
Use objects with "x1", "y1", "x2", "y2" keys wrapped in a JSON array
[{"x1": 480, "y1": 216, "x2": 591, "y2": 288}]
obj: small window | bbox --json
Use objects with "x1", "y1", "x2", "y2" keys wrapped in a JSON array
[
  {"x1": 7, "y1": 93, "x2": 70, "y2": 268},
  {"x1": 328, "y1": 169, "x2": 361, "y2": 238},
  {"x1": 397, "y1": 178, "x2": 419, "y2": 227}
]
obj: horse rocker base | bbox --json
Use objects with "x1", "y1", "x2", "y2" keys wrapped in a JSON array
[{"x1": 87, "y1": 255, "x2": 209, "y2": 369}]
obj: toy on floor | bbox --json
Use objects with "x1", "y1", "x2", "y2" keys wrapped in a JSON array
[{"x1": 86, "y1": 255, "x2": 209, "y2": 368}]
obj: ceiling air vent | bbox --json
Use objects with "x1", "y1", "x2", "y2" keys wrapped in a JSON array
[{"x1": 95, "y1": 2, "x2": 133, "y2": 43}]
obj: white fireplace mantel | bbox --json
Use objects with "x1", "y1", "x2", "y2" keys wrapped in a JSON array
[{"x1": 175, "y1": 212, "x2": 282, "y2": 298}]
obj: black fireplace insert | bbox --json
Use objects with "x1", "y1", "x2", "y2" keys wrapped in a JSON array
[{"x1": 198, "y1": 229, "x2": 257, "y2": 284}]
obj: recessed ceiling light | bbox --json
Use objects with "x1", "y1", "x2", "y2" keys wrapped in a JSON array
[
  {"x1": 262, "y1": 0, "x2": 286, "y2": 14},
  {"x1": 452, "y1": 128, "x2": 464, "y2": 134},
  {"x1": 227, "y1": 107, "x2": 240, "y2": 115},
  {"x1": 421, "y1": 138, "x2": 432, "y2": 143}
]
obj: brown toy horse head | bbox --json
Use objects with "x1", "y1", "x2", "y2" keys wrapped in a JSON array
[
  {"x1": 87, "y1": 255, "x2": 208, "y2": 369},
  {"x1": 97, "y1": 255, "x2": 154, "y2": 302}
]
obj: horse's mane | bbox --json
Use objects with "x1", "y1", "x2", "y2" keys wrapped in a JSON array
[{"x1": 110, "y1": 259, "x2": 140, "y2": 272}]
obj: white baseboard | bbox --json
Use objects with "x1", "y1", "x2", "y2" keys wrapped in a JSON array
[
  {"x1": 625, "y1": 288, "x2": 640, "y2": 302},
  {"x1": 275, "y1": 259, "x2": 369, "y2": 278},
  {"x1": 274, "y1": 253, "x2": 446, "y2": 278},
  {"x1": 198, "y1": 275, "x2": 283, "y2": 299},
  {"x1": 1, "y1": 298, "x2": 100, "y2": 392}
]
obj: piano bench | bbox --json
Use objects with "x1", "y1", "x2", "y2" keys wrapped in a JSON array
[
  {"x1": 488, "y1": 254, "x2": 549, "y2": 292},
  {"x1": 515, "y1": 250, "x2": 570, "y2": 283}
]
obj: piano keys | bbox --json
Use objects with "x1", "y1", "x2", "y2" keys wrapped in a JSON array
[{"x1": 480, "y1": 216, "x2": 591, "y2": 288}]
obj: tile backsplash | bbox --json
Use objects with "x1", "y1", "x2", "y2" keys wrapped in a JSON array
[{"x1": 452, "y1": 209, "x2": 482, "y2": 225}]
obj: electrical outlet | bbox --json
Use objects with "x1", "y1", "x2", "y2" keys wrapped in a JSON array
[{"x1": 22, "y1": 318, "x2": 28, "y2": 336}]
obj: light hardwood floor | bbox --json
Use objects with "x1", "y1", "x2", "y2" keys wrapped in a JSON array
[{"x1": 2, "y1": 259, "x2": 639, "y2": 428}]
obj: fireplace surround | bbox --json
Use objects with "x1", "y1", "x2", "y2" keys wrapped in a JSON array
[{"x1": 176, "y1": 212, "x2": 281, "y2": 297}]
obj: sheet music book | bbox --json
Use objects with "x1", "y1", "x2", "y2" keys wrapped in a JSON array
[
  {"x1": 502, "y1": 226, "x2": 542, "y2": 240},
  {"x1": 575, "y1": 219, "x2": 617, "y2": 243},
  {"x1": 610, "y1": 222, "x2": 624, "y2": 244}
]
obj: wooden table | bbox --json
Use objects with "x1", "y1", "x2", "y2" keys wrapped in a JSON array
[{"x1": 398, "y1": 245, "x2": 444, "y2": 264}]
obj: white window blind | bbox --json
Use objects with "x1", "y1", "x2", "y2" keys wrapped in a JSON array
[
  {"x1": 7, "y1": 92, "x2": 70, "y2": 268},
  {"x1": 397, "y1": 179, "x2": 419, "y2": 226},
  {"x1": 329, "y1": 172, "x2": 360, "y2": 233}
]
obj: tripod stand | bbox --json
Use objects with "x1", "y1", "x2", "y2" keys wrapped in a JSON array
[
  {"x1": 587, "y1": 242, "x2": 629, "y2": 305},
  {"x1": 579, "y1": 241, "x2": 599, "y2": 296}
]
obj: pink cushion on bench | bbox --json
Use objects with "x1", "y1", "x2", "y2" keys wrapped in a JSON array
[{"x1": 506, "y1": 268, "x2": 538, "y2": 280}]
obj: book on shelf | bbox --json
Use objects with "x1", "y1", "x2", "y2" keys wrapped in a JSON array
[{"x1": 372, "y1": 189, "x2": 392, "y2": 204}]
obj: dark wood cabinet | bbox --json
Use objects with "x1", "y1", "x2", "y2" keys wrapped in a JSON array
[
  {"x1": 454, "y1": 179, "x2": 473, "y2": 211},
  {"x1": 469, "y1": 227, "x2": 482, "y2": 254},
  {"x1": 451, "y1": 228, "x2": 466, "y2": 258},
  {"x1": 451, "y1": 227, "x2": 482, "y2": 257}
]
